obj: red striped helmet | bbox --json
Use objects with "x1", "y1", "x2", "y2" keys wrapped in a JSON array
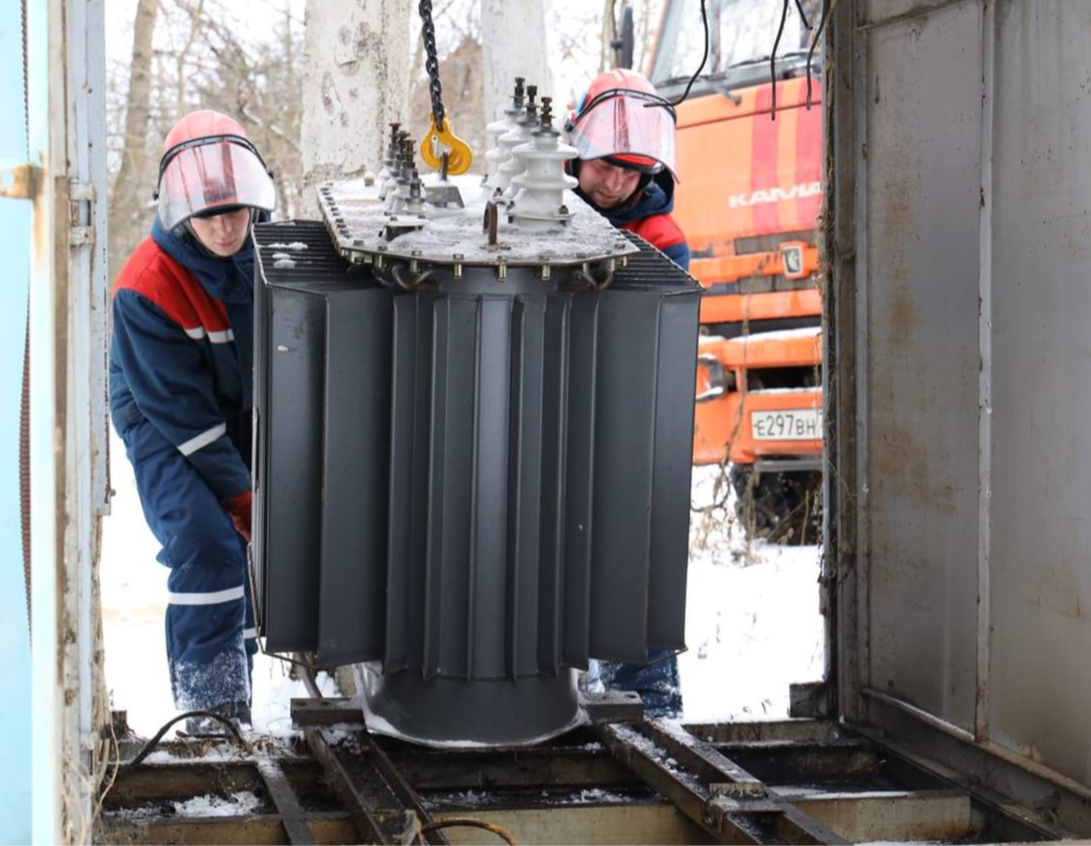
[
  {"x1": 568, "y1": 69, "x2": 678, "y2": 180},
  {"x1": 156, "y1": 110, "x2": 277, "y2": 230}
]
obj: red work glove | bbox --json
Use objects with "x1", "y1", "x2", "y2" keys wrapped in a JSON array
[{"x1": 223, "y1": 490, "x2": 253, "y2": 544}]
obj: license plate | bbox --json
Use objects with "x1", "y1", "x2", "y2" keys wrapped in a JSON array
[{"x1": 751, "y1": 408, "x2": 823, "y2": 441}]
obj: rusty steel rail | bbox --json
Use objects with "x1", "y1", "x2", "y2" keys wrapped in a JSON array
[
  {"x1": 304, "y1": 728, "x2": 392, "y2": 843},
  {"x1": 592, "y1": 722, "x2": 848, "y2": 845},
  {"x1": 96, "y1": 717, "x2": 1073, "y2": 845},
  {"x1": 360, "y1": 726, "x2": 452, "y2": 845},
  {"x1": 304, "y1": 727, "x2": 450, "y2": 846},
  {"x1": 254, "y1": 758, "x2": 317, "y2": 846}
]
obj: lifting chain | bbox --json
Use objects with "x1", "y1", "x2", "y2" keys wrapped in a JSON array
[
  {"x1": 417, "y1": 0, "x2": 473, "y2": 174},
  {"x1": 419, "y1": 0, "x2": 445, "y2": 128}
]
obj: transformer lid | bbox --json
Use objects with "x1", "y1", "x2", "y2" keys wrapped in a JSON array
[{"x1": 318, "y1": 176, "x2": 638, "y2": 269}]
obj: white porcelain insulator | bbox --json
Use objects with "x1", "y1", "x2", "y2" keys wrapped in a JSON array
[
  {"x1": 386, "y1": 180, "x2": 412, "y2": 215},
  {"x1": 377, "y1": 164, "x2": 392, "y2": 199},
  {"x1": 404, "y1": 192, "x2": 427, "y2": 219},
  {"x1": 484, "y1": 109, "x2": 523, "y2": 183},
  {"x1": 493, "y1": 120, "x2": 537, "y2": 193},
  {"x1": 381, "y1": 169, "x2": 401, "y2": 203},
  {"x1": 508, "y1": 133, "x2": 579, "y2": 231}
]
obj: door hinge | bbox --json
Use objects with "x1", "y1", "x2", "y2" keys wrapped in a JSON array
[{"x1": 69, "y1": 179, "x2": 95, "y2": 247}]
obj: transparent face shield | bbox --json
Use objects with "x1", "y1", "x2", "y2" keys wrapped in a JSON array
[
  {"x1": 568, "y1": 90, "x2": 679, "y2": 179},
  {"x1": 156, "y1": 135, "x2": 277, "y2": 231}
]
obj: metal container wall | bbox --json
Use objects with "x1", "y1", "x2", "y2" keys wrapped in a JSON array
[
  {"x1": 830, "y1": 0, "x2": 1091, "y2": 798},
  {"x1": 252, "y1": 222, "x2": 699, "y2": 742}
]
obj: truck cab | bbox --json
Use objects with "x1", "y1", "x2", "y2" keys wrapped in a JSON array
[{"x1": 648, "y1": 0, "x2": 824, "y2": 541}]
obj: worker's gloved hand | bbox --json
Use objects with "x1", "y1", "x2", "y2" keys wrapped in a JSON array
[{"x1": 223, "y1": 490, "x2": 252, "y2": 544}]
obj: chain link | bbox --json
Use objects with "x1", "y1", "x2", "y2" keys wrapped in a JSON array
[{"x1": 418, "y1": 0, "x2": 445, "y2": 126}]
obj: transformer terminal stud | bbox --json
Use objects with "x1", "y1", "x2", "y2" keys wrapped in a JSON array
[
  {"x1": 377, "y1": 122, "x2": 402, "y2": 200},
  {"x1": 382, "y1": 130, "x2": 412, "y2": 203}
]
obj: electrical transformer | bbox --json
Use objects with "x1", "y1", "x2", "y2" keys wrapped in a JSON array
[{"x1": 252, "y1": 104, "x2": 701, "y2": 746}]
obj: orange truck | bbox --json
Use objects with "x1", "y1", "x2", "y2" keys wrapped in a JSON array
[{"x1": 645, "y1": 0, "x2": 824, "y2": 541}]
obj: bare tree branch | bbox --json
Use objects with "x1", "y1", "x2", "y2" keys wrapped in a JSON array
[{"x1": 109, "y1": 0, "x2": 160, "y2": 279}]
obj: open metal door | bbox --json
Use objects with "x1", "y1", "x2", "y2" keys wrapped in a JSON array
[{"x1": 827, "y1": 0, "x2": 1091, "y2": 834}]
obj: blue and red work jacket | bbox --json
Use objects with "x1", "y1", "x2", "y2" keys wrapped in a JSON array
[
  {"x1": 109, "y1": 219, "x2": 255, "y2": 528},
  {"x1": 578, "y1": 172, "x2": 691, "y2": 271}
]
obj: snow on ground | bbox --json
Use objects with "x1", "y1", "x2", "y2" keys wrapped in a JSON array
[
  {"x1": 679, "y1": 537, "x2": 824, "y2": 722},
  {"x1": 681, "y1": 465, "x2": 825, "y2": 722},
  {"x1": 101, "y1": 436, "x2": 823, "y2": 739},
  {"x1": 171, "y1": 791, "x2": 263, "y2": 817}
]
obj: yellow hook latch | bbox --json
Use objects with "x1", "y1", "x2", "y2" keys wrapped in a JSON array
[{"x1": 419, "y1": 115, "x2": 474, "y2": 175}]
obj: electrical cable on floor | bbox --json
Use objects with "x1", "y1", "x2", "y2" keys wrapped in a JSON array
[
  {"x1": 123, "y1": 711, "x2": 249, "y2": 770},
  {"x1": 421, "y1": 818, "x2": 519, "y2": 845}
]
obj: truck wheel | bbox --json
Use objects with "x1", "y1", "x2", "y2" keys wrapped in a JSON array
[{"x1": 730, "y1": 466, "x2": 822, "y2": 545}]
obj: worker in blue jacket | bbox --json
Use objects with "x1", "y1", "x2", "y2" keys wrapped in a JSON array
[{"x1": 109, "y1": 110, "x2": 276, "y2": 731}]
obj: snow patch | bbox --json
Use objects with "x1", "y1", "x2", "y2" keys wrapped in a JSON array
[
  {"x1": 422, "y1": 789, "x2": 491, "y2": 809},
  {"x1": 423, "y1": 787, "x2": 635, "y2": 809},
  {"x1": 171, "y1": 791, "x2": 263, "y2": 817},
  {"x1": 142, "y1": 740, "x2": 247, "y2": 764},
  {"x1": 557, "y1": 788, "x2": 633, "y2": 804}
]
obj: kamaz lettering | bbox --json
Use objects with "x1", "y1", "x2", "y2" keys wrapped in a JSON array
[{"x1": 728, "y1": 181, "x2": 822, "y2": 209}]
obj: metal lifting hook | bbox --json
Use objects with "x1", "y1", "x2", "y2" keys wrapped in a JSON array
[
  {"x1": 418, "y1": 0, "x2": 474, "y2": 174},
  {"x1": 420, "y1": 115, "x2": 474, "y2": 174}
]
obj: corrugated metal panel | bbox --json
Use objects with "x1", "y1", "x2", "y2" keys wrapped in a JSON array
[
  {"x1": 251, "y1": 224, "x2": 383, "y2": 653},
  {"x1": 318, "y1": 290, "x2": 391, "y2": 664},
  {"x1": 862, "y1": 0, "x2": 983, "y2": 731},
  {"x1": 253, "y1": 222, "x2": 699, "y2": 677}
]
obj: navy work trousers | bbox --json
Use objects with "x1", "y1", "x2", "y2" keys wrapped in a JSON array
[
  {"x1": 121, "y1": 419, "x2": 257, "y2": 711},
  {"x1": 588, "y1": 650, "x2": 683, "y2": 719}
]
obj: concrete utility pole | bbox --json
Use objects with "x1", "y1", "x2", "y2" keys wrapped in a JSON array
[
  {"x1": 481, "y1": 0, "x2": 553, "y2": 124},
  {"x1": 301, "y1": 0, "x2": 412, "y2": 213}
]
